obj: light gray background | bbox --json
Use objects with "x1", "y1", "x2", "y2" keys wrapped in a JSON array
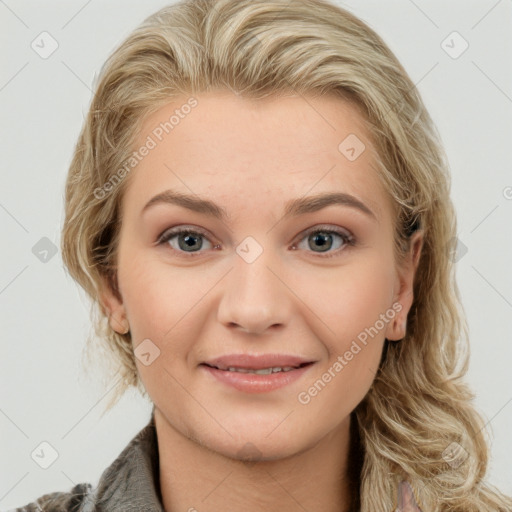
[{"x1": 1, "y1": 0, "x2": 511, "y2": 509}]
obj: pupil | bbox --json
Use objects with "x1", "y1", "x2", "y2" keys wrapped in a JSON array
[
  {"x1": 311, "y1": 232, "x2": 331, "y2": 252},
  {"x1": 181, "y1": 233, "x2": 201, "y2": 251}
]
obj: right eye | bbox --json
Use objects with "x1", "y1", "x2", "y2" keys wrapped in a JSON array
[{"x1": 157, "y1": 226, "x2": 217, "y2": 257}]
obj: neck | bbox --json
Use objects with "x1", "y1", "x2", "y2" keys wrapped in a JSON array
[{"x1": 154, "y1": 407, "x2": 360, "y2": 512}]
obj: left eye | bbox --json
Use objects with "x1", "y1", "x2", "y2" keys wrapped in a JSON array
[
  {"x1": 157, "y1": 227, "x2": 215, "y2": 255},
  {"x1": 157, "y1": 225, "x2": 355, "y2": 258},
  {"x1": 292, "y1": 227, "x2": 355, "y2": 257}
]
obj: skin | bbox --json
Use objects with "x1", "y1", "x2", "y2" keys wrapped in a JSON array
[{"x1": 100, "y1": 90, "x2": 423, "y2": 512}]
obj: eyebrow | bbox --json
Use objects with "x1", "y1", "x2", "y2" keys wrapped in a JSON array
[{"x1": 141, "y1": 189, "x2": 378, "y2": 222}]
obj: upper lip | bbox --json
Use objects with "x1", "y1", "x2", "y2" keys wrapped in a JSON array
[{"x1": 201, "y1": 353, "x2": 316, "y2": 370}]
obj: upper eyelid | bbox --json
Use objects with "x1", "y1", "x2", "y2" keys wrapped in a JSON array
[
  {"x1": 158, "y1": 225, "x2": 212, "y2": 242},
  {"x1": 300, "y1": 224, "x2": 353, "y2": 238}
]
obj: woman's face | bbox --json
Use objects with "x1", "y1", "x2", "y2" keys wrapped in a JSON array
[{"x1": 101, "y1": 90, "x2": 422, "y2": 460}]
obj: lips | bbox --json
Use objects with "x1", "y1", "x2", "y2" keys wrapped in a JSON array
[
  {"x1": 201, "y1": 353, "x2": 316, "y2": 371},
  {"x1": 200, "y1": 356, "x2": 316, "y2": 393}
]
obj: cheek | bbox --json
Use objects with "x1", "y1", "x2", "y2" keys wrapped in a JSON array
[
  {"x1": 118, "y1": 250, "x2": 233, "y2": 381},
  {"x1": 326, "y1": 262, "x2": 394, "y2": 395},
  {"x1": 298, "y1": 263, "x2": 392, "y2": 410},
  {"x1": 119, "y1": 257, "x2": 208, "y2": 397},
  {"x1": 118, "y1": 251, "x2": 203, "y2": 347},
  {"x1": 299, "y1": 255, "x2": 396, "y2": 345}
]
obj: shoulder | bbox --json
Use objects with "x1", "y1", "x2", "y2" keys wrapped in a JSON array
[
  {"x1": 10, "y1": 413, "x2": 160, "y2": 512},
  {"x1": 9, "y1": 482, "x2": 93, "y2": 512}
]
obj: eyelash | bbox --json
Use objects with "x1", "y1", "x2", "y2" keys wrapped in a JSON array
[{"x1": 156, "y1": 224, "x2": 356, "y2": 259}]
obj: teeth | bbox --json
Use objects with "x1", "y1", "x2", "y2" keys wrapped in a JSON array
[{"x1": 226, "y1": 366, "x2": 295, "y2": 374}]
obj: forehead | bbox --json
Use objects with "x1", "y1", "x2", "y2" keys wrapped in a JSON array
[{"x1": 122, "y1": 91, "x2": 393, "y2": 224}]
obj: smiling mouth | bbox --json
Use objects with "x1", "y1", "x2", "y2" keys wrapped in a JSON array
[{"x1": 200, "y1": 362, "x2": 313, "y2": 374}]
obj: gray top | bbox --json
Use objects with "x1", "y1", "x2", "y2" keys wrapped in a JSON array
[{"x1": 11, "y1": 411, "x2": 164, "y2": 512}]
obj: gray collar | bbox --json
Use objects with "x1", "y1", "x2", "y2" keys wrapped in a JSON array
[{"x1": 81, "y1": 411, "x2": 164, "y2": 512}]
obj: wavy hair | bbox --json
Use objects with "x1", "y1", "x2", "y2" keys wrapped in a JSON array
[{"x1": 60, "y1": 0, "x2": 512, "y2": 510}]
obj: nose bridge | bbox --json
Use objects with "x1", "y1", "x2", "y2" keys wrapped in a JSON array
[{"x1": 217, "y1": 236, "x2": 290, "y2": 334}]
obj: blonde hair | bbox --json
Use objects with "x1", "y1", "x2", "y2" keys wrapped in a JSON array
[{"x1": 60, "y1": 0, "x2": 512, "y2": 510}]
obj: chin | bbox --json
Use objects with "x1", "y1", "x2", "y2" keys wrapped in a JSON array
[{"x1": 200, "y1": 427, "x2": 312, "y2": 463}]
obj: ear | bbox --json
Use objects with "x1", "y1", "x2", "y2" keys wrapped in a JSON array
[
  {"x1": 395, "y1": 480, "x2": 423, "y2": 512},
  {"x1": 98, "y1": 272, "x2": 129, "y2": 335},
  {"x1": 385, "y1": 230, "x2": 423, "y2": 342}
]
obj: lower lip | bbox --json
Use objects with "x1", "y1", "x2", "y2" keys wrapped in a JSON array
[{"x1": 199, "y1": 363, "x2": 315, "y2": 393}]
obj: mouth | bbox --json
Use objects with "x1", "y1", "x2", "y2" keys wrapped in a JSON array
[
  {"x1": 200, "y1": 361, "x2": 314, "y2": 374},
  {"x1": 199, "y1": 359, "x2": 316, "y2": 393}
]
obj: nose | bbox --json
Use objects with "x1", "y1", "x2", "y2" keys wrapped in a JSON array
[{"x1": 216, "y1": 249, "x2": 291, "y2": 335}]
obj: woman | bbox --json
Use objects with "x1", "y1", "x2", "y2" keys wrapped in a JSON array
[{"x1": 13, "y1": 0, "x2": 512, "y2": 510}]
